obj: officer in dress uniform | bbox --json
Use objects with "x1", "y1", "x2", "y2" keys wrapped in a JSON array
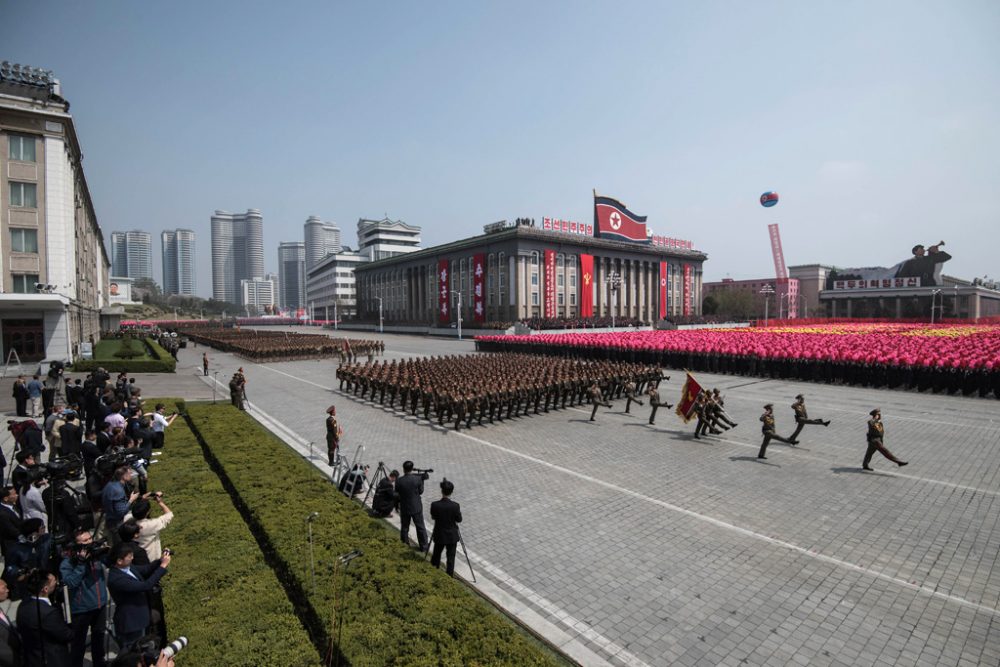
[
  {"x1": 325, "y1": 406, "x2": 342, "y2": 466},
  {"x1": 788, "y1": 394, "x2": 830, "y2": 444},
  {"x1": 863, "y1": 408, "x2": 908, "y2": 470},
  {"x1": 645, "y1": 385, "x2": 672, "y2": 426},
  {"x1": 623, "y1": 380, "x2": 644, "y2": 414},
  {"x1": 757, "y1": 404, "x2": 795, "y2": 459}
]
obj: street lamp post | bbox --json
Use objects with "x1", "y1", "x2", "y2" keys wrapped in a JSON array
[
  {"x1": 605, "y1": 272, "x2": 621, "y2": 330},
  {"x1": 374, "y1": 297, "x2": 383, "y2": 333},
  {"x1": 334, "y1": 301, "x2": 338, "y2": 330},
  {"x1": 954, "y1": 284, "x2": 960, "y2": 319},
  {"x1": 930, "y1": 289, "x2": 942, "y2": 324},
  {"x1": 451, "y1": 290, "x2": 463, "y2": 340},
  {"x1": 797, "y1": 293, "x2": 808, "y2": 319},
  {"x1": 759, "y1": 284, "x2": 775, "y2": 326}
]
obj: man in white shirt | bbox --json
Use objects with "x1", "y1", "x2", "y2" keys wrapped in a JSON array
[
  {"x1": 146, "y1": 404, "x2": 177, "y2": 450},
  {"x1": 125, "y1": 494, "x2": 174, "y2": 561}
]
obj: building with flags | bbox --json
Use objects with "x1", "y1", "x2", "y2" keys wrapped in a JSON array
[{"x1": 354, "y1": 214, "x2": 706, "y2": 326}]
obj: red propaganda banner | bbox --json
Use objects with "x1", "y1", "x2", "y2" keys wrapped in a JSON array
[
  {"x1": 683, "y1": 264, "x2": 692, "y2": 316},
  {"x1": 675, "y1": 372, "x2": 703, "y2": 423},
  {"x1": 472, "y1": 253, "x2": 485, "y2": 322},
  {"x1": 594, "y1": 194, "x2": 649, "y2": 243},
  {"x1": 544, "y1": 249, "x2": 556, "y2": 317},
  {"x1": 659, "y1": 261, "x2": 668, "y2": 320},
  {"x1": 579, "y1": 254, "x2": 595, "y2": 317},
  {"x1": 542, "y1": 217, "x2": 552, "y2": 230},
  {"x1": 438, "y1": 259, "x2": 450, "y2": 324}
]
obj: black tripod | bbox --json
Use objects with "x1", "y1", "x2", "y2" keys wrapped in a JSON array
[
  {"x1": 360, "y1": 461, "x2": 390, "y2": 510},
  {"x1": 424, "y1": 526, "x2": 476, "y2": 583}
]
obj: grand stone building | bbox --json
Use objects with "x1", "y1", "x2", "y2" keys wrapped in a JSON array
[
  {"x1": 355, "y1": 221, "x2": 706, "y2": 325},
  {"x1": 0, "y1": 61, "x2": 111, "y2": 363}
]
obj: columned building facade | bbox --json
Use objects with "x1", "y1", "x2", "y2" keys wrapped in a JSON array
[{"x1": 355, "y1": 225, "x2": 706, "y2": 325}]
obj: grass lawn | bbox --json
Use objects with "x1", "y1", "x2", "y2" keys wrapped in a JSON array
[{"x1": 92, "y1": 338, "x2": 155, "y2": 361}]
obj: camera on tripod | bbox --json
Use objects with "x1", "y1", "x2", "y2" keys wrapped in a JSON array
[
  {"x1": 94, "y1": 449, "x2": 143, "y2": 477},
  {"x1": 28, "y1": 454, "x2": 84, "y2": 483}
]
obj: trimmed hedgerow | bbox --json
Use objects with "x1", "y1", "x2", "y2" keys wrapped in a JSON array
[
  {"x1": 74, "y1": 338, "x2": 176, "y2": 373},
  {"x1": 184, "y1": 403, "x2": 568, "y2": 667},
  {"x1": 147, "y1": 399, "x2": 321, "y2": 666}
]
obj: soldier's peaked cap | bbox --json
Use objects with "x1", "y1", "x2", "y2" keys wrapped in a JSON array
[
  {"x1": 764, "y1": 403, "x2": 773, "y2": 409},
  {"x1": 795, "y1": 394, "x2": 804, "y2": 400},
  {"x1": 870, "y1": 408, "x2": 880, "y2": 416}
]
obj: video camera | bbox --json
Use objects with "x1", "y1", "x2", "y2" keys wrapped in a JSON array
[
  {"x1": 47, "y1": 360, "x2": 65, "y2": 380},
  {"x1": 95, "y1": 449, "x2": 144, "y2": 477},
  {"x1": 412, "y1": 467, "x2": 434, "y2": 475},
  {"x1": 28, "y1": 454, "x2": 83, "y2": 483},
  {"x1": 68, "y1": 538, "x2": 111, "y2": 562}
]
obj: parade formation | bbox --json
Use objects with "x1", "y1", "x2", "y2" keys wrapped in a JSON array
[{"x1": 178, "y1": 327, "x2": 383, "y2": 362}]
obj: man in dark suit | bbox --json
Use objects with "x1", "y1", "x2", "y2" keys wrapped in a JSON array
[
  {"x1": 0, "y1": 578, "x2": 22, "y2": 667},
  {"x1": 107, "y1": 542, "x2": 171, "y2": 650},
  {"x1": 15, "y1": 570, "x2": 73, "y2": 667},
  {"x1": 58, "y1": 413, "x2": 83, "y2": 458},
  {"x1": 429, "y1": 479, "x2": 463, "y2": 576},
  {"x1": 395, "y1": 461, "x2": 429, "y2": 551},
  {"x1": 0, "y1": 487, "x2": 23, "y2": 560}
]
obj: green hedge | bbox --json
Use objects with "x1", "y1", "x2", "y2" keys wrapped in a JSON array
[
  {"x1": 184, "y1": 403, "x2": 567, "y2": 667},
  {"x1": 73, "y1": 338, "x2": 176, "y2": 373},
  {"x1": 148, "y1": 399, "x2": 321, "y2": 666}
]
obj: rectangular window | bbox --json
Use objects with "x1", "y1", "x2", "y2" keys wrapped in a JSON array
[
  {"x1": 570, "y1": 293, "x2": 577, "y2": 305},
  {"x1": 9, "y1": 182, "x2": 38, "y2": 208},
  {"x1": 8, "y1": 134, "x2": 36, "y2": 162},
  {"x1": 11, "y1": 274, "x2": 39, "y2": 294},
  {"x1": 531, "y1": 273, "x2": 538, "y2": 286},
  {"x1": 10, "y1": 228, "x2": 39, "y2": 253},
  {"x1": 570, "y1": 274, "x2": 576, "y2": 287},
  {"x1": 531, "y1": 293, "x2": 539, "y2": 305},
  {"x1": 558, "y1": 293, "x2": 565, "y2": 305},
  {"x1": 557, "y1": 274, "x2": 564, "y2": 287}
]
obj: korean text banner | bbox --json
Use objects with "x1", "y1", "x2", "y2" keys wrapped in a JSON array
[
  {"x1": 438, "y1": 258, "x2": 450, "y2": 323},
  {"x1": 544, "y1": 249, "x2": 556, "y2": 318},
  {"x1": 472, "y1": 253, "x2": 485, "y2": 322}
]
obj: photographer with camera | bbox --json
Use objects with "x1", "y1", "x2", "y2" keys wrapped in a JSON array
[
  {"x1": 102, "y1": 467, "x2": 140, "y2": 538},
  {"x1": 15, "y1": 569, "x2": 72, "y2": 667},
  {"x1": 145, "y1": 405, "x2": 177, "y2": 451},
  {"x1": 372, "y1": 469, "x2": 398, "y2": 518},
  {"x1": 107, "y1": 542, "x2": 171, "y2": 650},
  {"x1": 3, "y1": 519, "x2": 53, "y2": 601},
  {"x1": 59, "y1": 529, "x2": 110, "y2": 667},
  {"x1": 11, "y1": 451, "x2": 36, "y2": 494},
  {"x1": 395, "y1": 461, "x2": 431, "y2": 552},
  {"x1": 125, "y1": 494, "x2": 173, "y2": 562}
]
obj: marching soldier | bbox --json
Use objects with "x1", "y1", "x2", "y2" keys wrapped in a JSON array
[
  {"x1": 645, "y1": 384, "x2": 672, "y2": 425},
  {"x1": 757, "y1": 403, "x2": 795, "y2": 459},
  {"x1": 588, "y1": 381, "x2": 612, "y2": 422},
  {"x1": 711, "y1": 388, "x2": 737, "y2": 428},
  {"x1": 229, "y1": 371, "x2": 246, "y2": 410},
  {"x1": 693, "y1": 392, "x2": 719, "y2": 439},
  {"x1": 863, "y1": 408, "x2": 908, "y2": 470},
  {"x1": 788, "y1": 394, "x2": 830, "y2": 443},
  {"x1": 623, "y1": 379, "x2": 644, "y2": 414}
]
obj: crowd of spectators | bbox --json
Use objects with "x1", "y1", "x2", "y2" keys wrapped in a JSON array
[{"x1": 3, "y1": 364, "x2": 180, "y2": 666}]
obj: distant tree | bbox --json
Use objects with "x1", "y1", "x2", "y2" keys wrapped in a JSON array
[
  {"x1": 702, "y1": 295, "x2": 719, "y2": 315},
  {"x1": 714, "y1": 289, "x2": 755, "y2": 319}
]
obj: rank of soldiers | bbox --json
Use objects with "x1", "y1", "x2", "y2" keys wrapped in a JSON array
[
  {"x1": 336, "y1": 353, "x2": 665, "y2": 431},
  {"x1": 180, "y1": 328, "x2": 384, "y2": 362}
]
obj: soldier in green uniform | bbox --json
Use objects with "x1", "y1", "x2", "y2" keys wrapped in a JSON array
[
  {"x1": 863, "y1": 408, "x2": 908, "y2": 470},
  {"x1": 711, "y1": 388, "x2": 737, "y2": 429},
  {"x1": 588, "y1": 381, "x2": 612, "y2": 421},
  {"x1": 788, "y1": 394, "x2": 830, "y2": 444},
  {"x1": 623, "y1": 380, "x2": 644, "y2": 414},
  {"x1": 757, "y1": 403, "x2": 795, "y2": 459},
  {"x1": 645, "y1": 384, "x2": 672, "y2": 425},
  {"x1": 325, "y1": 405, "x2": 342, "y2": 465}
]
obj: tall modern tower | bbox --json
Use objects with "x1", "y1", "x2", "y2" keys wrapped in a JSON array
[
  {"x1": 277, "y1": 241, "x2": 306, "y2": 309},
  {"x1": 211, "y1": 209, "x2": 264, "y2": 305},
  {"x1": 304, "y1": 216, "x2": 341, "y2": 269},
  {"x1": 161, "y1": 229, "x2": 196, "y2": 295},
  {"x1": 110, "y1": 230, "x2": 152, "y2": 280}
]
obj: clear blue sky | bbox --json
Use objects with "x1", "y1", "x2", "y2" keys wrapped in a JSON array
[{"x1": 4, "y1": 1, "x2": 998, "y2": 297}]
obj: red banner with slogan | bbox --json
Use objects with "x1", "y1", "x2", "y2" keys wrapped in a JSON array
[
  {"x1": 472, "y1": 253, "x2": 485, "y2": 322},
  {"x1": 580, "y1": 254, "x2": 595, "y2": 317},
  {"x1": 594, "y1": 194, "x2": 649, "y2": 243},
  {"x1": 683, "y1": 264, "x2": 691, "y2": 316},
  {"x1": 544, "y1": 249, "x2": 556, "y2": 318},
  {"x1": 438, "y1": 259, "x2": 450, "y2": 323},
  {"x1": 659, "y1": 261, "x2": 668, "y2": 320}
]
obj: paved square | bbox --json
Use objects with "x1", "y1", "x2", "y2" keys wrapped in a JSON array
[{"x1": 183, "y1": 328, "x2": 999, "y2": 667}]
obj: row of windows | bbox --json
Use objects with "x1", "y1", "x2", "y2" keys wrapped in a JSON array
[
  {"x1": 8, "y1": 134, "x2": 37, "y2": 162},
  {"x1": 9, "y1": 182, "x2": 37, "y2": 208},
  {"x1": 10, "y1": 274, "x2": 39, "y2": 293}
]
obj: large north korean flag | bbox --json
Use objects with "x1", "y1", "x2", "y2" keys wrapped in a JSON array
[{"x1": 594, "y1": 195, "x2": 650, "y2": 243}]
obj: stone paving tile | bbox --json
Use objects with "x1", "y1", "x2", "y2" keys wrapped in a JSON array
[{"x1": 170, "y1": 330, "x2": 1000, "y2": 667}]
